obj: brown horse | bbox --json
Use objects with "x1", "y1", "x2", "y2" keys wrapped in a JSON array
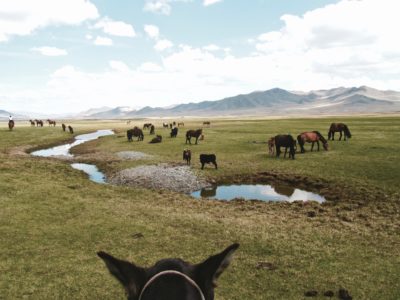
[
  {"x1": 47, "y1": 119, "x2": 56, "y2": 126},
  {"x1": 29, "y1": 120, "x2": 35, "y2": 126},
  {"x1": 62, "y1": 123, "x2": 66, "y2": 132},
  {"x1": 143, "y1": 123, "x2": 152, "y2": 130},
  {"x1": 8, "y1": 120, "x2": 14, "y2": 131},
  {"x1": 203, "y1": 121, "x2": 210, "y2": 127},
  {"x1": 186, "y1": 129, "x2": 202, "y2": 144},
  {"x1": 178, "y1": 122, "x2": 184, "y2": 127},
  {"x1": 297, "y1": 131, "x2": 328, "y2": 153},
  {"x1": 267, "y1": 137, "x2": 275, "y2": 156},
  {"x1": 150, "y1": 125, "x2": 155, "y2": 135},
  {"x1": 127, "y1": 127, "x2": 144, "y2": 141},
  {"x1": 328, "y1": 123, "x2": 351, "y2": 141},
  {"x1": 36, "y1": 120, "x2": 43, "y2": 127},
  {"x1": 68, "y1": 125, "x2": 74, "y2": 134}
]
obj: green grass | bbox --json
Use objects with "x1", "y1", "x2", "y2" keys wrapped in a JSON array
[{"x1": 0, "y1": 116, "x2": 399, "y2": 299}]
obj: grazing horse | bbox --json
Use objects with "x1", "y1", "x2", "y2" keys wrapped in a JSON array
[
  {"x1": 36, "y1": 120, "x2": 43, "y2": 127},
  {"x1": 267, "y1": 137, "x2": 275, "y2": 156},
  {"x1": 274, "y1": 135, "x2": 296, "y2": 159},
  {"x1": 29, "y1": 120, "x2": 35, "y2": 126},
  {"x1": 183, "y1": 149, "x2": 191, "y2": 165},
  {"x1": 47, "y1": 119, "x2": 56, "y2": 126},
  {"x1": 68, "y1": 125, "x2": 74, "y2": 134},
  {"x1": 150, "y1": 125, "x2": 155, "y2": 135},
  {"x1": 186, "y1": 129, "x2": 203, "y2": 145},
  {"x1": 200, "y1": 154, "x2": 218, "y2": 169},
  {"x1": 98, "y1": 243, "x2": 239, "y2": 300},
  {"x1": 127, "y1": 127, "x2": 144, "y2": 142},
  {"x1": 203, "y1": 121, "x2": 210, "y2": 127},
  {"x1": 178, "y1": 122, "x2": 184, "y2": 127},
  {"x1": 297, "y1": 131, "x2": 328, "y2": 153},
  {"x1": 163, "y1": 122, "x2": 169, "y2": 128},
  {"x1": 8, "y1": 120, "x2": 14, "y2": 131},
  {"x1": 149, "y1": 135, "x2": 162, "y2": 143},
  {"x1": 62, "y1": 123, "x2": 66, "y2": 132},
  {"x1": 170, "y1": 127, "x2": 178, "y2": 138},
  {"x1": 328, "y1": 123, "x2": 351, "y2": 141},
  {"x1": 143, "y1": 123, "x2": 152, "y2": 130}
]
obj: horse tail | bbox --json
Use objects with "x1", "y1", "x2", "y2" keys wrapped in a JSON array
[{"x1": 344, "y1": 125, "x2": 351, "y2": 138}]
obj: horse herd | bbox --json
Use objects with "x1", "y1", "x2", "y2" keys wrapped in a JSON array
[{"x1": 268, "y1": 123, "x2": 352, "y2": 159}]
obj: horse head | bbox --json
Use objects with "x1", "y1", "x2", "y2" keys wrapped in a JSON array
[
  {"x1": 98, "y1": 243, "x2": 239, "y2": 300},
  {"x1": 323, "y1": 142, "x2": 329, "y2": 151}
]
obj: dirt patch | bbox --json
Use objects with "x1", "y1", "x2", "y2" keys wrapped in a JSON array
[
  {"x1": 116, "y1": 151, "x2": 153, "y2": 160},
  {"x1": 108, "y1": 163, "x2": 210, "y2": 193},
  {"x1": 7, "y1": 145, "x2": 34, "y2": 157}
]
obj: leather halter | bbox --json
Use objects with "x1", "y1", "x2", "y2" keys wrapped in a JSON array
[{"x1": 138, "y1": 270, "x2": 206, "y2": 300}]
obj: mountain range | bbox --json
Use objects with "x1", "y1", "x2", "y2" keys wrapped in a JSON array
[{"x1": 83, "y1": 86, "x2": 400, "y2": 118}]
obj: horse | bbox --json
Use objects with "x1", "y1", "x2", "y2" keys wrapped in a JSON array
[
  {"x1": 68, "y1": 125, "x2": 74, "y2": 134},
  {"x1": 274, "y1": 135, "x2": 296, "y2": 159},
  {"x1": 29, "y1": 120, "x2": 35, "y2": 126},
  {"x1": 127, "y1": 127, "x2": 144, "y2": 142},
  {"x1": 297, "y1": 131, "x2": 328, "y2": 153},
  {"x1": 267, "y1": 137, "x2": 275, "y2": 156},
  {"x1": 36, "y1": 120, "x2": 43, "y2": 127},
  {"x1": 47, "y1": 119, "x2": 56, "y2": 126},
  {"x1": 186, "y1": 129, "x2": 203, "y2": 145},
  {"x1": 163, "y1": 122, "x2": 169, "y2": 128},
  {"x1": 178, "y1": 122, "x2": 184, "y2": 127},
  {"x1": 8, "y1": 120, "x2": 14, "y2": 131},
  {"x1": 200, "y1": 154, "x2": 217, "y2": 169},
  {"x1": 183, "y1": 149, "x2": 191, "y2": 165},
  {"x1": 150, "y1": 125, "x2": 155, "y2": 135},
  {"x1": 149, "y1": 135, "x2": 162, "y2": 144},
  {"x1": 203, "y1": 121, "x2": 210, "y2": 127},
  {"x1": 62, "y1": 123, "x2": 66, "y2": 132},
  {"x1": 328, "y1": 123, "x2": 351, "y2": 141},
  {"x1": 98, "y1": 243, "x2": 239, "y2": 300},
  {"x1": 143, "y1": 123, "x2": 152, "y2": 130},
  {"x1": 170, "y1": 127, "x2": 178, "y2": 138}
]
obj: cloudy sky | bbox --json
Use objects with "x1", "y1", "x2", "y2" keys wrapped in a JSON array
[{"x1": 1, "y1": 0, "x2": 399, "y2": 114}]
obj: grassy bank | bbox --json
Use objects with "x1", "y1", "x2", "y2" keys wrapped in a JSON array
[{"x1": 0, "y1": 116, "x2": 399, "y2": 299}]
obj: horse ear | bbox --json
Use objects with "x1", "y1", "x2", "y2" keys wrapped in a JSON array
[
  {"x1": 97, "y1": 251, "x2": 146, "y2": 298},
  {"x1": 195, "y1": 243, "x2": 239, "y2": 287}
]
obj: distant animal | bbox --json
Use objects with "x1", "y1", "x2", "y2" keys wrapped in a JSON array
[
  {"x1": 163, "y1": 122, "x2": 169, "y2": 128},
  {"x1": 267, "y1": 137, "x2": 275, "y2": 156},
  {"x1": 68, "y1": 125, "x2": 74, "y2": 134},
  {"x1": 126, "y1": 120, "x2": 131, "y2": 125},
  {"x1": 178, "y1": 122, "x2": 184, "y2": 127},
  {"x1": 97, "y1": 243, "x2": 239, "y2": 300},
  {"x1": 127, "y1": 127, "x2": 144, "y2": 142},
  {"x1": 47, "y1": 119, "x2": 56, "y2": 126},
  {"x1": 29, "y1": 120, "x2": 35, "y2": 126},
  {"x1": 170, "y1": 127, "x2": 178, "y2": 138},
  {"x1": 203, "y1": 121, "x2": 210, "y2": 127},
  {"x1": 62, "y1": 123, "x2": 66, "y2": 132},
  {"x1": 173, "y1": 121, "x2": 176, "y2": 126},
  {"x1": 186, "y1": 129, "x2": 203, "y2": 145},
  {"x1": 169, "y1": 123, "x2": 173, "y2": 129},
  {"x1": 149, "y1": 135, "x2": 162, "y2": 144},
  {"x1": 200, "y1": 154, "x2": 218, "y2": 169},
  {"x1": 297, "y1": 131, "x2": 328, "y2": 153},
  {"x1": 150, "y1": 125, "x2": 155, "y2": 135},
  {"x1": 274, "y1": 134, "x2": 296, "y2": 159},
  {"x1": 328, "y1": 123, "x2": 351, "y2": 141},
  {"x1": 36, "y1": 120, "x2": 43, "y2": 127},
  {"x1": 143, "y1": 123, "x2": 152, "y2": 130},
  {"x1": 183, "y1": 149, "x2": 191, "y2": 165},
  {"x1": 8, "y1": 120, "x2": 14, "y2": 131}
]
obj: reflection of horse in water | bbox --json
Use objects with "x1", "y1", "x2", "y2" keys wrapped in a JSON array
[
  {"x1": 8, "y1": 120, "x2": 14, "y2": 131},
  {"x1": 200, "y1": 186, "x2": 217, "y2": 198},
  {"x1": 297, "y1": 131, "x2": 328, "y2": 153},
  {"x1": 273, "y1": 184, "x2": 295, "y2": 197},
  {"x1": 328, "y1": 123, "x2": 351, "y2": 141}
]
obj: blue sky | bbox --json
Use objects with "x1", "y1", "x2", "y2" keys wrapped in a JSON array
[{"x1": 1, "y1": 0, "x2": 399, "y2": 114}]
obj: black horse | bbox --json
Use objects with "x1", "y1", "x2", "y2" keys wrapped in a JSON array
[
  {"x1": 149, "y1": 135, "x2": 162, "y2": 143},
  {"x1": 150, "y1": 125, "x2": 155, "y2": 135},
  {"x1": 186, "y1": 129, "x2": 203, "y2": 145},
  {"x1": 8, "y1": 120, "x2": 14, "y2": 131},
  {"x1": 127, "y1": 127, "x2": 144, "y2": 142},
  {"x1": 68, "y1": 125, "x2": 74, "y2": 134},
  {"x1": 98, "y1": 243, "x2": 239, "y2": 300},
  {"x1": 274, "y1": 134, "x2": 296, "y2": 159},
  {"x1": 328, "y1": 123, "x2": 351, "y2": 141},
  {"x1": 170, "y1": 127, "x2": 178, "y2": 138}
]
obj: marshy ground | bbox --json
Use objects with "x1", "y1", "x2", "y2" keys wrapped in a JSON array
[{"x1": 0, "y1": 116, "x2": 399, "y2": 299}]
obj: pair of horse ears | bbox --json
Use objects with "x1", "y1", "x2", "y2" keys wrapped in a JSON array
[{"x1": 98, "y1": 243, "x2": 239, "y2": 298}]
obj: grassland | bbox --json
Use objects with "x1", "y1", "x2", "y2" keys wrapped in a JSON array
[{"x1": 0, "y1": 116, "x2": 399, "y2": 299}]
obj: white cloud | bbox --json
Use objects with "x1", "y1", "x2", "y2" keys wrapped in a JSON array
[
  {"x1": 0, "y1": 0, "x2": 98, "y2": 42},
  {"x1": 144, "y1": 25, "x2": 160, "y2": 39},
  {"x1": 94, "y1": 36, "x2": 113, "y2": 46},
  {"x1": 31, "y1": 46, "x2": 68, "y2": 56},
  {"x1": 154, "y1": 39, "x2": 173, "y2": 51},
  {"x1": 203, "y1": 44, "x2": 220, "y2": 51},
  {"x1": 138, "y1": 62, "x2": 163, "y2": 72},
  {"x1": 94, "y1": 17, "x2": 136, "y2": 37},
  {"x1": 86, "y1": 34, "x2": 93, "y2": 40},
  {"x1": 109, "y1": 60, "x2": 130, "y2": 72},
  {"x1": 203, "y1": 0, "x2": 223, "y2": 6},
  {"x1": 143, "y1": 0, "x2": 192, "y2": 15}
]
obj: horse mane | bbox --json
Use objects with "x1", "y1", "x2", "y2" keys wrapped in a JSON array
[{"x1": 313, "y1": 131, "x2": 327, "y2": 144}]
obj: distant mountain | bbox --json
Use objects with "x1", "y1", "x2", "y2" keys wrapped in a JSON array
[
  {"x1": 80, "y1": 86, "x2": 400, "y2": 118},
  {"x1": 77, "y1": 106, "x2": 113, "y2": 118},
  {"x1": 0, "y1": 109, "x2": 28, "y2": 120}
]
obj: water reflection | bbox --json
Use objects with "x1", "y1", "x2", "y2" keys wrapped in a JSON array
[{"x1": 71, "y1": 163, "x2": 106, "y2": 184}]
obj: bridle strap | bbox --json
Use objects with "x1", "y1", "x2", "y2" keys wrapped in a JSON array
[{"x1": 138, "y1": 270, "x2": 206, "y2": 300}]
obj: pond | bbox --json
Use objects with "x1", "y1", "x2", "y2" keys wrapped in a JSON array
[
  {"x1": 191, "y1": 184, "x2": 326, "y2": 203},
  {"x1": 31, "y1": 130, "x2": 113, "y2": 184}
]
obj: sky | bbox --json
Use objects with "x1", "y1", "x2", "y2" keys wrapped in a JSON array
[{"x1": 0, "y1": 0, "x2": 399, "y2": 114}]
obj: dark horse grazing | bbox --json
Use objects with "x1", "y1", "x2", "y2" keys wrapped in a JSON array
[
  {"x1": 186, "y1": 129, "x2": 203, "y2": 145},
  {"x1": 150, "y1": 125, "x2": 155, "y2": 135},
  {"x1": 29, "y1": 120, "x2": 35, "y2": 126},
  {"x1": 200, "y1": 154, "x2": 217, "y2": 169},
  {"x1": 8, "y1": 120, "x2": 14, "y2": 131},
  {"x1": 68, "y1": 125, "x2": 74, "y2": 134},
  {"x1": 297, "y1": 131, "x2": 328, "y2": 153},
  {"x1": 127, "y1": 127, "x2": 144, "y2": 142},
  {"x1": 47, "y1": 119, "x2": 56, "y2": 126},
  {"x1": 274, "y1": 135, "x2": 296, "y2": 159},
  {"x1": 170, "y1": 127, "x2": 178, "y2": 138},
  {"x1": 328, "y1": 123, "x2": 351, "y2": 141},
  {"x1": 98, "y1": 243, "x2": 239, "y2": 300},
  {"x1": 62, "y1": 123, "x2": 66, "y2": 132}
]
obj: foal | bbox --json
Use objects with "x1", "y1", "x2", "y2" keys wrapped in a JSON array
[{"x1": 98, "y1": 243, "x2": 239, "y2": 300}]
